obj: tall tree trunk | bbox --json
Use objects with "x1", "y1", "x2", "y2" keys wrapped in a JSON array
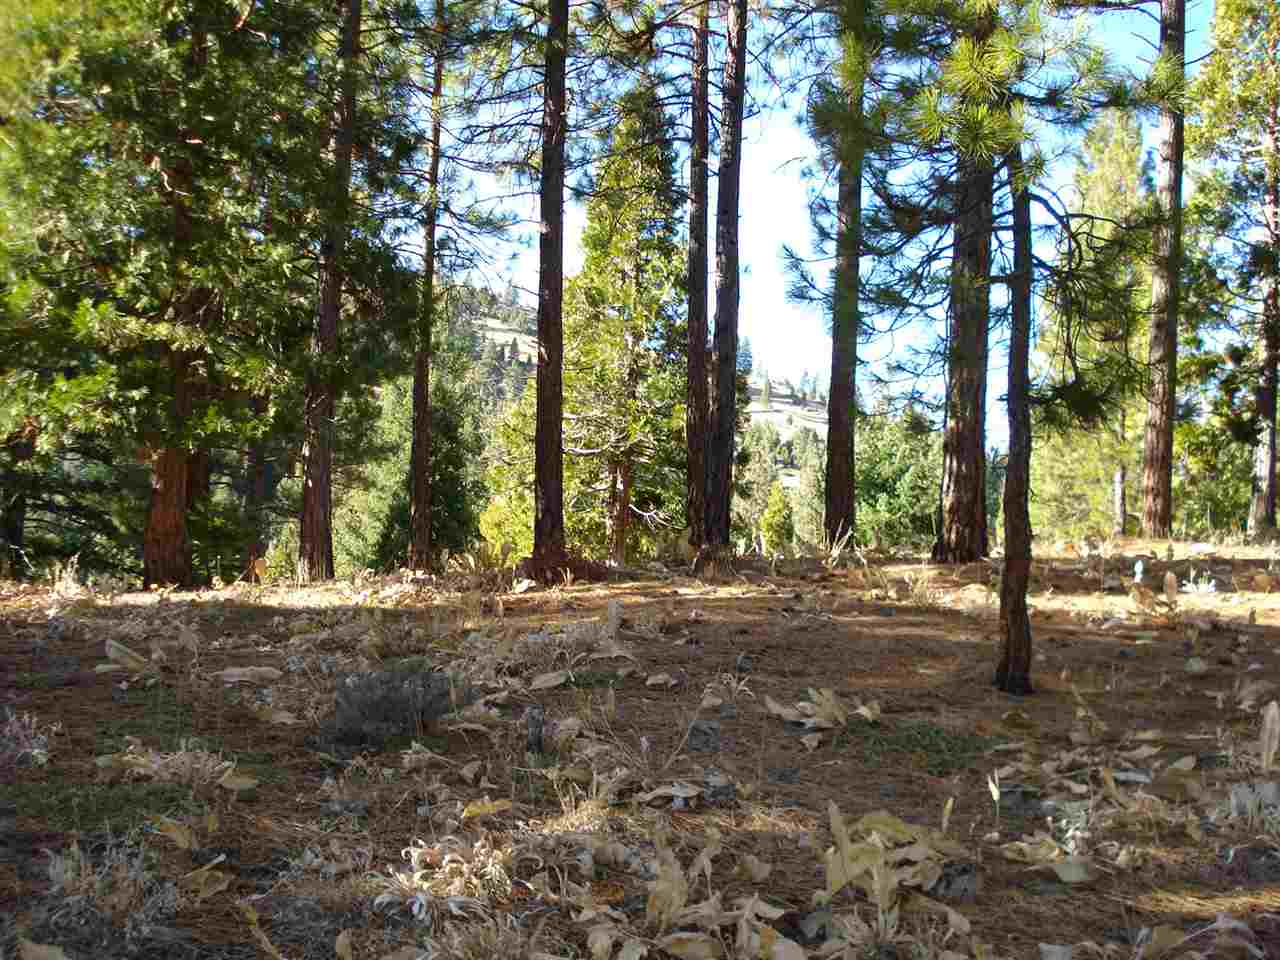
[
  {"x1": 996, "y1": 147, "x2": 1034, "y2": 695},
  {"x1": 144, "y1": 27, "x2": 211, "y2": 589},
  {"x1": 932, "y1": 154, "x2": 992, "y2": 564},
  {"x1": 824, "y1": 3, "x2": 865, "y2": 547},
  {"x1": 409, "y1": 0, "x2": 447, "y2": 572},
  {"x1": 685, "y1": 0, "x2": 711, "y2": 551},
  {"x1": 300, "y1": 0, "x2": 362, "y2": 582},
  {"x1": 1140, "y1": 0, "x2": 1185, "y2": 540},
  {"x1": 705, "y1": 0, "x2": 748, "y2": 548},
  {"x1": 532, "y1": 0, "x2": 569, "y2": 570}
]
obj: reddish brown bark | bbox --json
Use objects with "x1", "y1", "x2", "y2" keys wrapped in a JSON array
[
  {"x1": 300, "y1": 0, "x2": 363, "y2": 582},
  {"x1": 1140, "y1": 0, "x2": 1185, "y2": 540},
  {"x1": 145, "y1": 348, "x2": 196, "y2": 587},
  {"x1": 532, "y1": 0, "x2": 569, "y2": 569},
  {"x1": 685, "y1": 0, "x2": 710, "y2": 551},
  {"x1": 932, "y1": 153, "x2": 992, "y2": 564},
  {"x1": 705, "y1": 0, "x2": 747, "y2": 548}
]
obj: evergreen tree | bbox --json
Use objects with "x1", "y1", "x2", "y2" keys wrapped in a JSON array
[
  {"x1": 1139, "y1": 0, "x2": 1187, "y2": 539},
  {"x1": 1189, "y1": 0, "x2": 1280, "y2": 537},
  {"x1": 685, "y1": 0, "x2": 711, "y2": 551},
  {"x1": 706, "y1": 0, "x2": 749, "y2": 549}
]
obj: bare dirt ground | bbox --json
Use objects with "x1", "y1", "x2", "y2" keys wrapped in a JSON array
[{"x1": 2, "y1": 539, "x2": 1280, "y2": 959}]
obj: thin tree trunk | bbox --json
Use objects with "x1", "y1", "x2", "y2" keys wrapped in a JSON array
[
  {"x1": 244, "y1": 393, "x2": 270, "y2": 579},
  {"x1": 1249, "y1": 128, "x2": 1280, "y2": 539},
  {"x1": 1113, "y1": 464, "x2": 1127, "y2": 537},
  {"x1": 824, "y1": 9, "x2": 865, "y2": 546},
  {"x1": 1141, "y1": 0, "x2": 1185, "y2": 540},
  {"x1": 685, "y1": 0, "x2": 710, "y2": 551},
  {"x1": 300, "y1": 0, "x2": 362, "y2": 582},
  {"x1": 705, "y1": 0, "x2": 748, "y2": 548},
  {"x1": 532, "y1": 0, "x2": 569, "y2": 570},
  {"x1": 409, "y1": 0, "x2": 447, "y2": 571},
  {"x1": 144, "y1": 27, "x2": 211, "y2": 589},
  {"x1": 933, "y1": 154, "x2": 992, "y2": 564},
  {"x1": 1, "y1": 420, "x2": 37, "y2": 572},
  {"x1": 996, "y1": 147, "x2": 1034, "y2": 695}
]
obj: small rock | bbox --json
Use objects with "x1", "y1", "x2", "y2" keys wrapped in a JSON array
[
  {"x1": 767, "y1": 767, "x2": 800, "y2": 785},
  {"x1": 928, "y1": 861, "x2": 979, "y2": 902},
  {"x1": 719, "y1": 703, "x2": 738, "y2": 721},
  {"x1": 704, "y1": 768, "x2": 736, "y2": 806},
  {"x1": 879, "y1": 784, "x2": 897, "y2": 801},
  {"x1": 687, "y1": 719, "x2": 720, "y2": 753},
  {"x1": 734, "y1": 653, "x2": 754, "y2": 674},
  {"x1": 323, "y1": 799, "x2": 369, "y2": 818},
  {"x1": 525, "y1": 705, "x2": 546, "y2": 755}
]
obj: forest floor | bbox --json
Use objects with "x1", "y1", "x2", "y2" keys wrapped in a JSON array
[{"x1": 3, "y1": 539, "x2": 1280, "y2": 960}]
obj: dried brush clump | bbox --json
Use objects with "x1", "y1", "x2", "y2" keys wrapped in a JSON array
[
  {"x1": 319, "y1": 666, "x2": 473, "y2": 748},
  {"x1": 20, "y1": 830, "x2": 187, "y2": 958},
  {"x1": 0, "y1": 707, "x2": 59, "y2": 773}
]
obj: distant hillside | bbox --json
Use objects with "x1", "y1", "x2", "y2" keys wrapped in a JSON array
[
  {"x1": 471, "y1": 317, "x2": 831, "y2": 442},
  {"x1": 746, "y1": 383, "x2": 827, "y2": 444}
]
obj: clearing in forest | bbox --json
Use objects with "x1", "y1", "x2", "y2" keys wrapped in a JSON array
[{"x1": 2, "y1": 540, "x2": 1279, "y2": 959}]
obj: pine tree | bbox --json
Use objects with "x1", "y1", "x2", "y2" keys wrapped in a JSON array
[
  {"x1": 300, "y1": 0, "x2": 363, "y2": 583},
  {"x1": 1140, "y1": 0, "x2": 1186, "y2": 539},
  {"x1": 685, "y1": 0, "x2": 711, "y2": 551},
  {"x1": 1189, "y1": 0, "x2": 1280, "y2": 537},
  {"x1": 705, "y1": 0, "x2": 749, "y2": 549},
  {"x1": 531, "y1": 0, "x2": 571, "y2": 575}
]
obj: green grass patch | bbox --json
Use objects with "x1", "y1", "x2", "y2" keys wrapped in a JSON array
[
  {"x1": 566, "y1": 670, "x2": 616, "y2": 689},
  {"x1": 1, "y1": 780, "x2": 202, "y2": 832},
  {"x1": 13, "y1": 672, "x2": 57, "y2": 690},
  {"x1": 96, "y1": 684, "x2": 196, "y2": 753},
  {"x1": 834, "y1": 718, "x2": 994, "y2": 776}
]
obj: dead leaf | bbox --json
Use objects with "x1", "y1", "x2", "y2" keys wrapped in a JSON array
[
  {"x1": 655, "y1": 932, "x2": 722, "y2": 959},
  {"x1": 335, "y1": 930, "x2": 355, "y2": 960},
  {"x1": 18, "y1": 941, "x2": 72, "y2": 960},
  {"x1": 461, "y1": 797, "x2": 512, "y2": 819},
  {"x1": 646, "y1": 672, "x2": 677, "y2": 688},
  {"x1": 1262, "y1": 701, "x2": 1280, "y2": 771},
  {"x1": 530, "y1": 669, "x2": 570, "y2": 690},
  {"x1": 217, "y1": 770, "x2": 259, "y2": 793},
  {"x1": 150, "y1": 816, "x2": 197, "y2": 850},
  {"x1": 215, "y1": 666, "x2": 282, "y2": 684},
  {"x1": 800, "y1": 733, "x2": 823, "y2": 752},
  {"x1": 1050, "y1": 857, "x2": 1093, "y2": 884},
  {"x1": 735, "y1": 854, "x2": 772, "y2": 883}
]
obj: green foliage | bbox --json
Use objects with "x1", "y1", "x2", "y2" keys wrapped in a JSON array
[
  {"x1": 760, "y1": 482, "x2": 795, "y2": 556},
  {"x1": 482, "y1": 82, "x2": 686, "y2": 562},
  {"x1": 854, "y1": 405, "x2": 943, "y2": 548}
]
